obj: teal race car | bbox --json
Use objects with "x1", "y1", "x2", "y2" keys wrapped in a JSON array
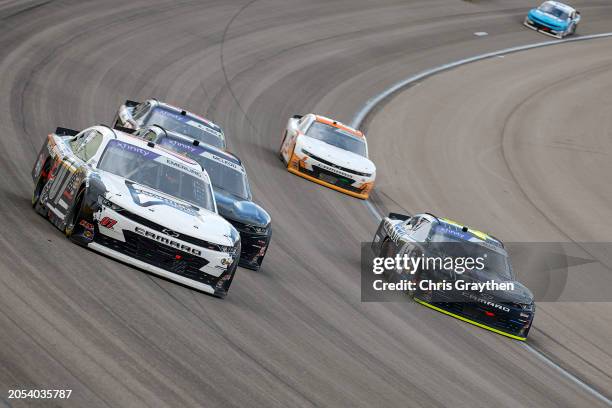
[{"x1": 524, "y1": 1, "x2": 580, "y2": 39}]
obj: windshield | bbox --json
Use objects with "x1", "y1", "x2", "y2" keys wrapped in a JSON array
[
  {"x1": 430, "y1": 232, "x2": 512, "y2": 281},
  {"x1": 145, "y1": 108, "x2": 225, "y2": 148},
  {"x1": 193, "y1": 153, "x2": 250, "y2": 200},
  {"x1": 306, "y1": 122, "x2": 367, "y2": 156},
  {"x1": 97, "y1": 140, "x2": 215, "y2": 211},
  {"x1": 539, "y1": 3, "x2": 569, "y2": 19}
]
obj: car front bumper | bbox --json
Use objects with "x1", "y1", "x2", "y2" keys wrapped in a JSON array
[
  {"x1": 287, "y1": 153, "x2": 373, "y2": 199},
  {"x1": 524, "y1": 19, "x2": 565, "y2": 38},
  {"x1": 413, "y1": 295, "x2": 533, "y2": 341},
  {"x1": 91, "y1": 206, "x2": 238, "y2": 295}
]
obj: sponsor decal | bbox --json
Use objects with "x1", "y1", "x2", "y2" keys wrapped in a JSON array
[
  {"x1": 386, "y1": 221, "x2": 407, "y2": 243},
  {"x1": 317, "y1": 163, "x2": 353, "y2": 179},
  {"x1": 160, "y1": 138, "x2": 201, "y2": 155},
  {"x1": 108, "y1": 140, "x2": 159, "y2": 159},
  {"x1": 134, "y1": 226, "x2": 202, "y2": 256},
  {"x1": 125, "y1": 180, "x2": 198, "y2": 216},
  {"x1": 201, "y1": 151, "x2": 245, "y2": 174},
  {"x1": 186, "y1": 120, "x2": 223, "y2": 138},
  {"x1": 462, "y1": 292, "x2": 511, "y2": 312},
  {"x1": 79, "y1": 219, "x2": 94, "y2": 231},
  {"x1": 100, "y1": 216, "x2": 117, "y2": 229},
  {"x1": 160, "y1": 156, "x2": 202, "y2": 177},
  {"x1": 162, "y1": 228, "x2": 180, "y2": 238}
]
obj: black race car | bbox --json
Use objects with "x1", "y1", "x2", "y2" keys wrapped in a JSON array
[
  {"x1": 128, "y1": 125, "x2": 272, "y2": 270},
  {"x1": 371, "y1": 212, "x2": 535, "y2": 340},
  {"x1": 113, "y1": 99, "x2": 226, "y2": 149}
]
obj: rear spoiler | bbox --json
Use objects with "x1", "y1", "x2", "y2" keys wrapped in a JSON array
[
  {"x1": 114, "y1": 125, "x2": 135, "y2": 134},
  {"x1": 388, "y1": 212, "x2": 411, "y2": 221},
  {"x1": 55, "y1": 127, "x2": 79, "y2": 137},
  {"x1": 125, "y1": 99, "x2": 140, "y2": 107}
]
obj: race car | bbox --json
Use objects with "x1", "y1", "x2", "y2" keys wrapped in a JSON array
[
  {"x1": 128, "y1": 125, "x2": 272, "y2": 271},
  {"x1": 524, "y1": 1, "x2": 580, "y2": 38},
  {"x1": 31, "y1": 125, "x2": 241, "y2": 297},
  {"x1": 279, "y1": 114, "x2": 376, "y2": 199},
  {"x1": 113, "y1": 99, "x2": 226, "y2": 149},
  {"x1": 371, "y1": 213, "x2": 535, "y2": 340}
]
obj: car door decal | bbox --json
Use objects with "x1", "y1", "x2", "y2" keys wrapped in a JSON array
[{"x1": 47, "y1": 156, "x2": 79, "y2": 217}]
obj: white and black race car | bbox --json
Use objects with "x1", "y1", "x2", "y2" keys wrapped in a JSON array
[
  {"x1": 279, "y1": 114, "x2": 376, "y2": 199},
  {"x1": 113, "y1": 99, "x2": 226, "y2": 149},
  {"x1": 31, "y1": 125, "x2": 241, "y2": 297}
]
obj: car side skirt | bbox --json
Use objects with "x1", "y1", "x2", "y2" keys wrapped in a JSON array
[
  {"x1": 88, "y1": 242, "x2": 217, "y2": 294},
  {"x1": 413, "y1": 297, "x2": 527, "y2": 341},
  {"x1": 287, "y1": 167, "x2": 370, "y2": 200}
]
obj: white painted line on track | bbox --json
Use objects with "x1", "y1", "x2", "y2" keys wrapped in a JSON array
[
  {"x1": 524, "y1": 343, "x2": 612, "y2": 406},
  {"x1": 351, "y1": 31, "x2": 612, "y2": 407}
]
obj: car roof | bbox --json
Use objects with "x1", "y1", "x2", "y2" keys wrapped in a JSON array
[
  {"x1": 149, "y1": 100, "x2": 224, "y2": 132},
  {"x1": 313, "y1": 115, "x2": 365, "y2": 139},
  {"x1": 101, "y1": 126, "x2": 202, "y2": 170},
  {"x1": 542, "y1": 1, "x2": 575, "y2": 12}
]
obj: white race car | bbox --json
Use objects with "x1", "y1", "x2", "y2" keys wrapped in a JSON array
[
  {"x1": 279, "y1": 114, "x2": 376, "y2": 199},
  {"x1": 31, "y1": 125, "x2": 241, "y2": 297}
]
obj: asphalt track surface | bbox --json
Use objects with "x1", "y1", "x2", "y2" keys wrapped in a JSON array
[{"x1": 1, "y1": 1, "x2": 612, "y2": 407}]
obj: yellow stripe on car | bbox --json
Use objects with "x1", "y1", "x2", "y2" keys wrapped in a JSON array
[
  {"x1": 413, "y1": 297, "x2": 527, "y2": 341},
  {"x1": 440, "y1": 218, "x2": 491, "y2": 241}
]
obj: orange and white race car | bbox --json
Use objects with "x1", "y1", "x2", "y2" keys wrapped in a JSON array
[{"x1": 279, "y1": 114, "x2": 376, "y2": 199}]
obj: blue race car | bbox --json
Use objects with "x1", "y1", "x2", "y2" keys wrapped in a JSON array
[
  {"x1": 524, "y1": 1, "x2": 580, "y2": 38},
  {"x1": 128, "y1": 125, "x2": 272, "y2": 271}
]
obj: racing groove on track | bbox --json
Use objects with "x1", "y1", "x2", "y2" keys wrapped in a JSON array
[{"x1": 1, "y1": 1, "x2": 612, "y2": 407}]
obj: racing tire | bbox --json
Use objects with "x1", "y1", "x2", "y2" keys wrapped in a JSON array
[
  {"x1": 278, "y1": 131, "x2": 288, "y2": 164},
  {"x1": 32, "y1": 160, "x2": 51, "y2": 217},
  {"x1": 64, "y1": 188, "x2": 88, "y2": 245}
]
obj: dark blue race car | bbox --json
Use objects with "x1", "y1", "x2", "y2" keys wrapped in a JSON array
[
  {"x1": 524, "y1": 1, "x2": 580, "y2": 39},
  {"x1": 129, "y1": 125, "x2": 272, "y2": 270}
]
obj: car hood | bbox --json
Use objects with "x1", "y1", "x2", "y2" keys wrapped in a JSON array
[
  {"x1": 98, "y1": 171, "x2": 239, "y2": 246},
  {"x1": 529, "y1": 9, "x2": 569, "y2": 28},
  {"x1": 298, "y1": 135, "x2": 376, "y2": 174},
  {"x1": 214, "y1": 188, "x2": 271, "y2": 227}
]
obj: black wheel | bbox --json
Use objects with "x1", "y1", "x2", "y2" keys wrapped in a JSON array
[
  {"x1": 64, "y1": 188, "x2": 86, "y2": 243},
  {"x1": 32, "y1": 160, "x2": 51, "y2": 216},
  {"x1": 279, "y1": 131, "x2": 288, "y2": 164}
]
